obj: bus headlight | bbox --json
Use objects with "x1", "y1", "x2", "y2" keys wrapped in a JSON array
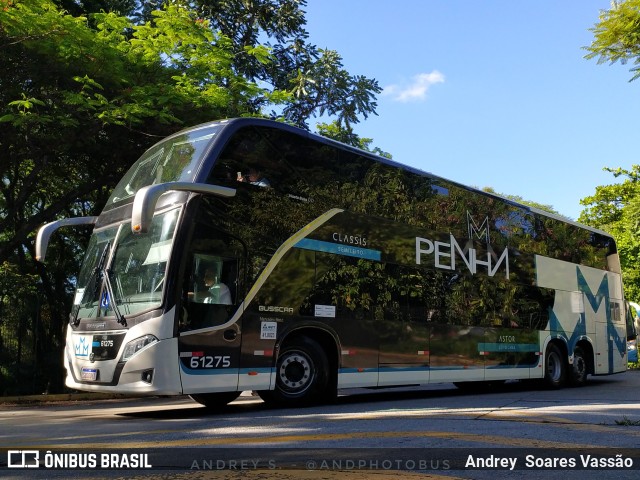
[{"x1": 121, "y1": 334, "x2": 158, "y2": 361}]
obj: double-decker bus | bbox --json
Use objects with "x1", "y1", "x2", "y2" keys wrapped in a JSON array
[{"x1": 36, "y1": 118, "x2": 629, "y2": 408}]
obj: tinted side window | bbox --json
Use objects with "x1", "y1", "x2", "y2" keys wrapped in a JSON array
[
  {"x1": 208, "y1": 127, "x2": 294, "y2": 191},
  {"x1": 208, "y1": 126, "x2": 372, "y2": 207}
]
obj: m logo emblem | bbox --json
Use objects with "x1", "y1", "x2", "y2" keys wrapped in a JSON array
[
  {"x1": 467, "y1": 212, "x2": 490, "y2": 243},
  {"x1": 74, "y1": 335, "x2": 91, "y2": 357}
]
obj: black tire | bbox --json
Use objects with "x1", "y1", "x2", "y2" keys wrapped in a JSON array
[
  {"x1": 569, "y1": 346, "x2": 588, "y2": 387},
  {"x1": 453, "y1": 381, "x2": 481, "y2": 392},
  {"x1": 190, "y1": 391, "x2": 240, "y2": 409},
  {"x1": 258, "y1": 336, "x2": 329, "y2": 407},
  {"x1": 454, "y1": 380, "x2": 506, "y2": 392},
  {"x1": 544, "y1": 343, "x2": 567, "y2": 388}
]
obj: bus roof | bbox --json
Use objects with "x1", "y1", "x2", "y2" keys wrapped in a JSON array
[{"x1": 153, "y1": 117, "x2": 613, "y2": 240}]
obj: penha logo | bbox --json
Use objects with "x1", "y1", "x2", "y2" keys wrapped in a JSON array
[{"x1": 415, "y1": 212, "x2": 509, "y2": 279}]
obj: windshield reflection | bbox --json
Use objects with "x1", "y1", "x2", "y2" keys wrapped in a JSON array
[
  {"x1": 108, "y1": 125, "x2": 221, "y2": 205},
  {"x1": 72, "y1": 209, "x2": 180, "y2": 321}
]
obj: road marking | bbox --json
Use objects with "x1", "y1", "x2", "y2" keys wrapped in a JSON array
[{"x1": 25, "y1": 429, "x2": 605, "y2": 450}]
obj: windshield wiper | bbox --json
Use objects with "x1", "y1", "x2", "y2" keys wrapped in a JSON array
[
  {"x1": 98, "y1": 240, "x2": 127, "y2": 327},
  {"x1": 103, "y1": 267, "x2": 127, "y2": 327},
  {"x1": 71, "y1": 241, "x2": 111, "y2": 327},
  {"x1": 71, "y1": 240, "x2": 127, "y2": 327}
]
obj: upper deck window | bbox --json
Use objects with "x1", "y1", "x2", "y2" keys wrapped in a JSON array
[
  {"x1": 207, "y1": 126, "x2": 368, "y2": 201},
  {"x1": 209, "y1": 126, "x2": 295, "y2": 191},
  {"x1": 107, "y1": 125, "x2": 222, "y2": 205}
]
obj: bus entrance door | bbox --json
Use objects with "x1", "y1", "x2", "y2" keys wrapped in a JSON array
[
  {"x1": 177, "y1": 250, "x2": 244, "y2": 395},
  {"x1": 177, "y1": 315, "x2": 242, "y2": 394}
]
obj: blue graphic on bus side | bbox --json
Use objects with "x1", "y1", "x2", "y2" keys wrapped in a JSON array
[
  {"x1": 549, "y1": 266, "x2": 625, "y2": 374},
  {"x1": 576, "y1": 267, "x2": 625, "y2": 372},
  {"x1": 295, "y1": 238, "x2": 381, "y2": 261},
  {"x1": 477, "y1": 343, "x2": 540, "y2": 353}
]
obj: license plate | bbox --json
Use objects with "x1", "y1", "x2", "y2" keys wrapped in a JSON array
[{"x1": 81, "y1": 367, "x2": 98, "y2": 381}]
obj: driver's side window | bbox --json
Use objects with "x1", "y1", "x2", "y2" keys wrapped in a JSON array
[
  {"x1": 190, "y1": 255, "x2": 234, "y2": 305},
  {"x1": 180, "y1": 215, "x2": 245, "y2": 332}
]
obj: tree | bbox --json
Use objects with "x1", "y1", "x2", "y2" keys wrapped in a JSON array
[
  {"x1": 583, "y1": 1, "x2": 640, "y2": 300},
  {"x1": 579, "y1": 167, "x2": 640, "y2": 301},
  {"x1": 316, "y1": 120, "x2": 392, "y2": 157},
  {"x1": 585, "y1": 0, "x2": 640, "y2": 81},
  {"x1": 181, "y1": 0, "x2": 382, "y2": 129},
  {"x1": 481, "y1": 187, "x2": 558, "y2": 215},
  {"x1": 54, "y1": 0, "x2": 137, "y2": 17}
]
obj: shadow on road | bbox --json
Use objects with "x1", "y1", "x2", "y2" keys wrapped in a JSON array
[{"x1": 116, "y1": 376, "x2": 623, "y2": 420}]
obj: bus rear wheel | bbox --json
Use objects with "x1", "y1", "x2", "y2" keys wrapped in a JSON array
[
  {"x1": 544, "y1": 343, "x2": 567, "y2": 388},
  {"x1": 259, "y1": 336, "x2": 329, "y2": 407},
  {"x1": 190, "y1": 391, "x2": 240, "y2": 409},
  {"x1": 569, "y1": 346, "x2": 588, "y2": 387}
]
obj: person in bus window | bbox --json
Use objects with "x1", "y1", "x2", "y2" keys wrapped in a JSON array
[
  {"x1": 237, "y1": 168, "x2": 270, "y2": 187},
  {"x1": 202, "y1": 268, "x2": 232, "y2": 305}
]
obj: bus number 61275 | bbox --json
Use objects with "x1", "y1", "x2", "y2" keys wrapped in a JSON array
[{"x1": 190, "y1": 355, "x2": 231, "y2": 369}]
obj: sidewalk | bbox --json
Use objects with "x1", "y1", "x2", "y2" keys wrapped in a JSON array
[{"x1": 0, "y1": 392, "x2": 129, "y2": 405}]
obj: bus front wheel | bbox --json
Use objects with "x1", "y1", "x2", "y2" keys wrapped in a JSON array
[
  {"x1": 259, "y1": 336, "x2": 329, "y2": 407},
  {"x1": 544, "y1": 343, "x2": 567, "y2": 388}
]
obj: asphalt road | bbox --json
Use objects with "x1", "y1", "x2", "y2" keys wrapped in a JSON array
[{"x1": 2, "y1": 371, "x2": 640, "y2": 479}]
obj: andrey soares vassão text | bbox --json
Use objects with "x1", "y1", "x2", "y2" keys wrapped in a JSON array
[{"x1": 465, "y1": 453, "x2": 635, "y2": 470}]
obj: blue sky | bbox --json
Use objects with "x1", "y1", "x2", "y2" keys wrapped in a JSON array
[{"x1": 303, "y1": 1, "x2": 640, "y2": 220}]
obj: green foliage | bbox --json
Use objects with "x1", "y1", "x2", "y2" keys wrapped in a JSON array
[
  {"x1": 582, "y1": 1, "x2": 640, "y2": 301},
  {"x1": 184, "y1": 0, "x2": 381, "y2": 129},
  {"x1": 0, "y1": 0, "x2": 292, "y2": 261},
  {"x1": 579, "y1": 166, "x2": 640, "y2": 301},
  {"x1": 0, "y1": 262, "x2": 38, "y2": 303},
  {"x1": 286, "y1": 48, "x2": 381, "y2": 128},
  {"x1": 481, "y1": 187, "x2": 559, "y2": 215},
  {"x1": 315, "y1": 121, "x2": 392, "y2": 158},
  {"x1": 585, "y1": 0, "x2": 640, "y2": 81}
]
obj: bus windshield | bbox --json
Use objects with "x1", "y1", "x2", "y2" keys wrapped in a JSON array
[
  {"x1": 108, "y1": 125, "x2": 222, "y2": 205},
  {"x1": 72, "y1": 208, "x2": 180, "y2": 321}
]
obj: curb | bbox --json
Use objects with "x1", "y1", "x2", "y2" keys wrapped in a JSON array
[{"x1": 0, "y1": 392, "x2": 129, "y2": 405}]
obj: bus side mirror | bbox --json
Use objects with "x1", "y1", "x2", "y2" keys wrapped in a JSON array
[
  {"x1": 131, "y1": 182, "x2": 236, "y2": 234},
  {"x1": 35, "y1": 216, "x2": 98, "y2": 262}
]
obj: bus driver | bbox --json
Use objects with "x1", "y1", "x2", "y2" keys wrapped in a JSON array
[{"x1": 202, "y1": 268, "x2": 232, "y2": 305}]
